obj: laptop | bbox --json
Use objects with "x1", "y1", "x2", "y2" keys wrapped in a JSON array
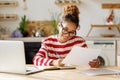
[{"x1": 0, "y1": 40, "x2": 43, "y2": 74}]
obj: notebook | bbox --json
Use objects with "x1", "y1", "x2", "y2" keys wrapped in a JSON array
[
  {"x1": 0, "y1": 40, "x2": 43, "y2": 74},
  {"x1": 79, "y1": 68, "x2": 120, "y2": 76},
  {"x1": 37, "y1": 65, "x2": 76, "y2": 70}
]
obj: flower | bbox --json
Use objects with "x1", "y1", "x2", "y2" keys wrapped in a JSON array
[
  {"x1": 106, "y1": 9, "x2": 114, "y2": 23},
  {"x1": 106, "y1": 9, "x2": 114, "y2": 30}
]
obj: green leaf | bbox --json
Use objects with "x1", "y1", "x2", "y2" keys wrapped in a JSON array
[{"x1": 18, "y1": 15, "x2": 28, "y2": 33}]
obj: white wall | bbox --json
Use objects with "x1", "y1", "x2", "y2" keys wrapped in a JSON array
[
  {"x1": 78, "y1": 0, "x2": 120, "y2": 36},
  {"x1": 0, "y1": 0, "x2": 120, "y2": 37}
]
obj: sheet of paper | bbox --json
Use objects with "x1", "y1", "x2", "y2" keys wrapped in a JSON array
[{"x1": 62, "y1": 45, "x2": 101, "y2": 66}]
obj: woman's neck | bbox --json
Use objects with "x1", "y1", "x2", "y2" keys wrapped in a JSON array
[{"x1": 57, "y1": 35, "x2": 66, "y2": 43}]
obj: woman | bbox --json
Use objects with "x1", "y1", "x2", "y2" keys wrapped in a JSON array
[{"x1": 33, "y1": 5, "x2": 100, "y2": 68}]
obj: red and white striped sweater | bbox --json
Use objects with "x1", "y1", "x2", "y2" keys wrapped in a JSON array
[{"x1": 33, "y1": 35, "x2": 87, "y2": 66}]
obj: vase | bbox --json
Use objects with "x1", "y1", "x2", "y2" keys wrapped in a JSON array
[
  {"x1": 22, "y1": 31, "x2": 28, "y2": 37},
  {"x1": 11, "y1": 29, "x2": 23, "y2": 38}
]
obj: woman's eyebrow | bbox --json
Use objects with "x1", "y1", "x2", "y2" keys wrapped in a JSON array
[{"x1": 65, "y1": 28, "x2": 76, "y2": 32}]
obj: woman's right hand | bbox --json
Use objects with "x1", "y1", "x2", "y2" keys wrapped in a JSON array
[{"x1": 51, "y1": 59, "x2": 64, "y2": 66}]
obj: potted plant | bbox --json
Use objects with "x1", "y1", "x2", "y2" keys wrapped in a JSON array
[
  {"x1": 12, "y1": 15, "x2": 28, "y2": 37},
  {"x1": 18, "y1": 15, "x2": 28, "y2": 37}
]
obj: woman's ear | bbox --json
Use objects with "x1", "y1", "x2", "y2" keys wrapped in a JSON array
[{"x1": 57, "y1": 22, "x2": 61, "y2": 30}]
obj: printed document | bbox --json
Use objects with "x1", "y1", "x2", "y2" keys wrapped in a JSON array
[{"x1": 62, "y1": 45, "x2": 101, "y2": 66}]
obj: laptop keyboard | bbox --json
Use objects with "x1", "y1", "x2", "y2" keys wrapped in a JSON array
[
  {"x1": 26, "y1": 69, "x2": 31, "y2": 72},
  {"x1": 26, "y1": 67, "x2": 41, "y2": 72}
]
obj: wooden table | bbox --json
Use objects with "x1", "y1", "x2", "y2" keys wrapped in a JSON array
[
  {"x1": 0, "y1": 65, "x2": 120, "y2": 80},
  {"x1": 86, "y1": 24, "x2": 120, "y2": 37}
]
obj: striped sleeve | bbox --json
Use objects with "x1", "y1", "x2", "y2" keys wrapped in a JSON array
[
  {"x1": 33, "y1": 41, "x2": 53, "y2": 66},
  {"x1": 73, "y1": 36, "x2": 87, "y2": 48}
]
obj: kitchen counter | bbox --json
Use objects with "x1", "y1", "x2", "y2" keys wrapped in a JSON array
[
  {"x1": 2, "y1": 37, "x2": 120, "y2": 42},
  {"x1": 84, "y1": 37, "x2": 120, "y2": 41},
  {"x1": 2, "y1": 37, "x2": 45, "y2": 42}
]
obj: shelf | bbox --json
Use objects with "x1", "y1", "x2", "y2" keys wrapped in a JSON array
[
  {"x1": 86, "y1": 24, "x2": 120, "y2": 37},
  {"x1": 55, "y1": 0, "x2": 80, "y2": 5},
  {"x1": 3, "y1": 37, "x2": 45, "y2": 42},
  {"x1": 102, "y1": 3, "x2": 120, "y2": 9},
  {"x1": 0, "y1": 1, "x2": 18, "y2": 7},
  {"x1": 0, "y1": 14, "x2": 18, "y2": 20}
]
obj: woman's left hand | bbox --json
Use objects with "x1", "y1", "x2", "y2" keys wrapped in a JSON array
[{"x1": 89, "y1": 58, "x2": 100, "y2": 68}]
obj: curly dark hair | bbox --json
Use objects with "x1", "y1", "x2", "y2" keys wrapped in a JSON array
[
  {"x1": 62, "y1": 4, "x2": 80, "y2": 17},
  {"x1": 61, "y1": 4, "x2": 80, "y2": 28}
]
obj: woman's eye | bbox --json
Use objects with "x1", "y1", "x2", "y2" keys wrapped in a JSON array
[{"x1": 63, "y1": 28, "x2": 68, "y2": 31}]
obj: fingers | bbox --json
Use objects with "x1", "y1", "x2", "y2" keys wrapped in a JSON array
[
  {"x1": 51, "y1": 59, "x2": 64, "y2": 66},
  {"x1": 89, "y1": 61, "x2": 99, "y2": 68},
  {"x1": 89, "y1": 59, "x2": 100, "y2": 68},
  {"x1": 58, "y1": 59, "x2": 64, "y2": 66}
]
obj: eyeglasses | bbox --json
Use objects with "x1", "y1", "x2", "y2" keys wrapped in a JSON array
[{"x1": 61, "y1": 23, "x2": 76, "y2": 36}]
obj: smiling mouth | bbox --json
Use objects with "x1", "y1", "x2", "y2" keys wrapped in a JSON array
[{"x1": 63, "y1": 36, "x2": 70, "y2": 39}]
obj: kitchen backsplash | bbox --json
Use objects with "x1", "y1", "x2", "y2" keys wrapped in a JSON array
[{"x1": 26, "y1": 20, "x2": 54, "y2": 37}]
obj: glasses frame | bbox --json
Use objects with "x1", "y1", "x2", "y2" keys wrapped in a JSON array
[{"x1": 60, "y1": 23, "x2": 76, "y2": 36}]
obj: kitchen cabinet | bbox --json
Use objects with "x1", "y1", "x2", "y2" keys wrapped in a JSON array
[
  {"x1": 117, "y1": 41, "x2": 120, "y2": 66},
  {"x1": 24, "y1": 42, "x2": 41, "y2": 64},
  {"x1": 117, "y1": 41, "x2": 120, "y2": 55}
]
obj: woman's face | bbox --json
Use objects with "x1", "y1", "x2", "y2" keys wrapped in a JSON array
[{"x1": 58, "y1": 21, "x2": 77, "y2": 43}]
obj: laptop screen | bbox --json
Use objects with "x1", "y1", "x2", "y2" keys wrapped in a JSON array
[{"x1": 0, "y1": 40, "x2": 27, "y2": 74}]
